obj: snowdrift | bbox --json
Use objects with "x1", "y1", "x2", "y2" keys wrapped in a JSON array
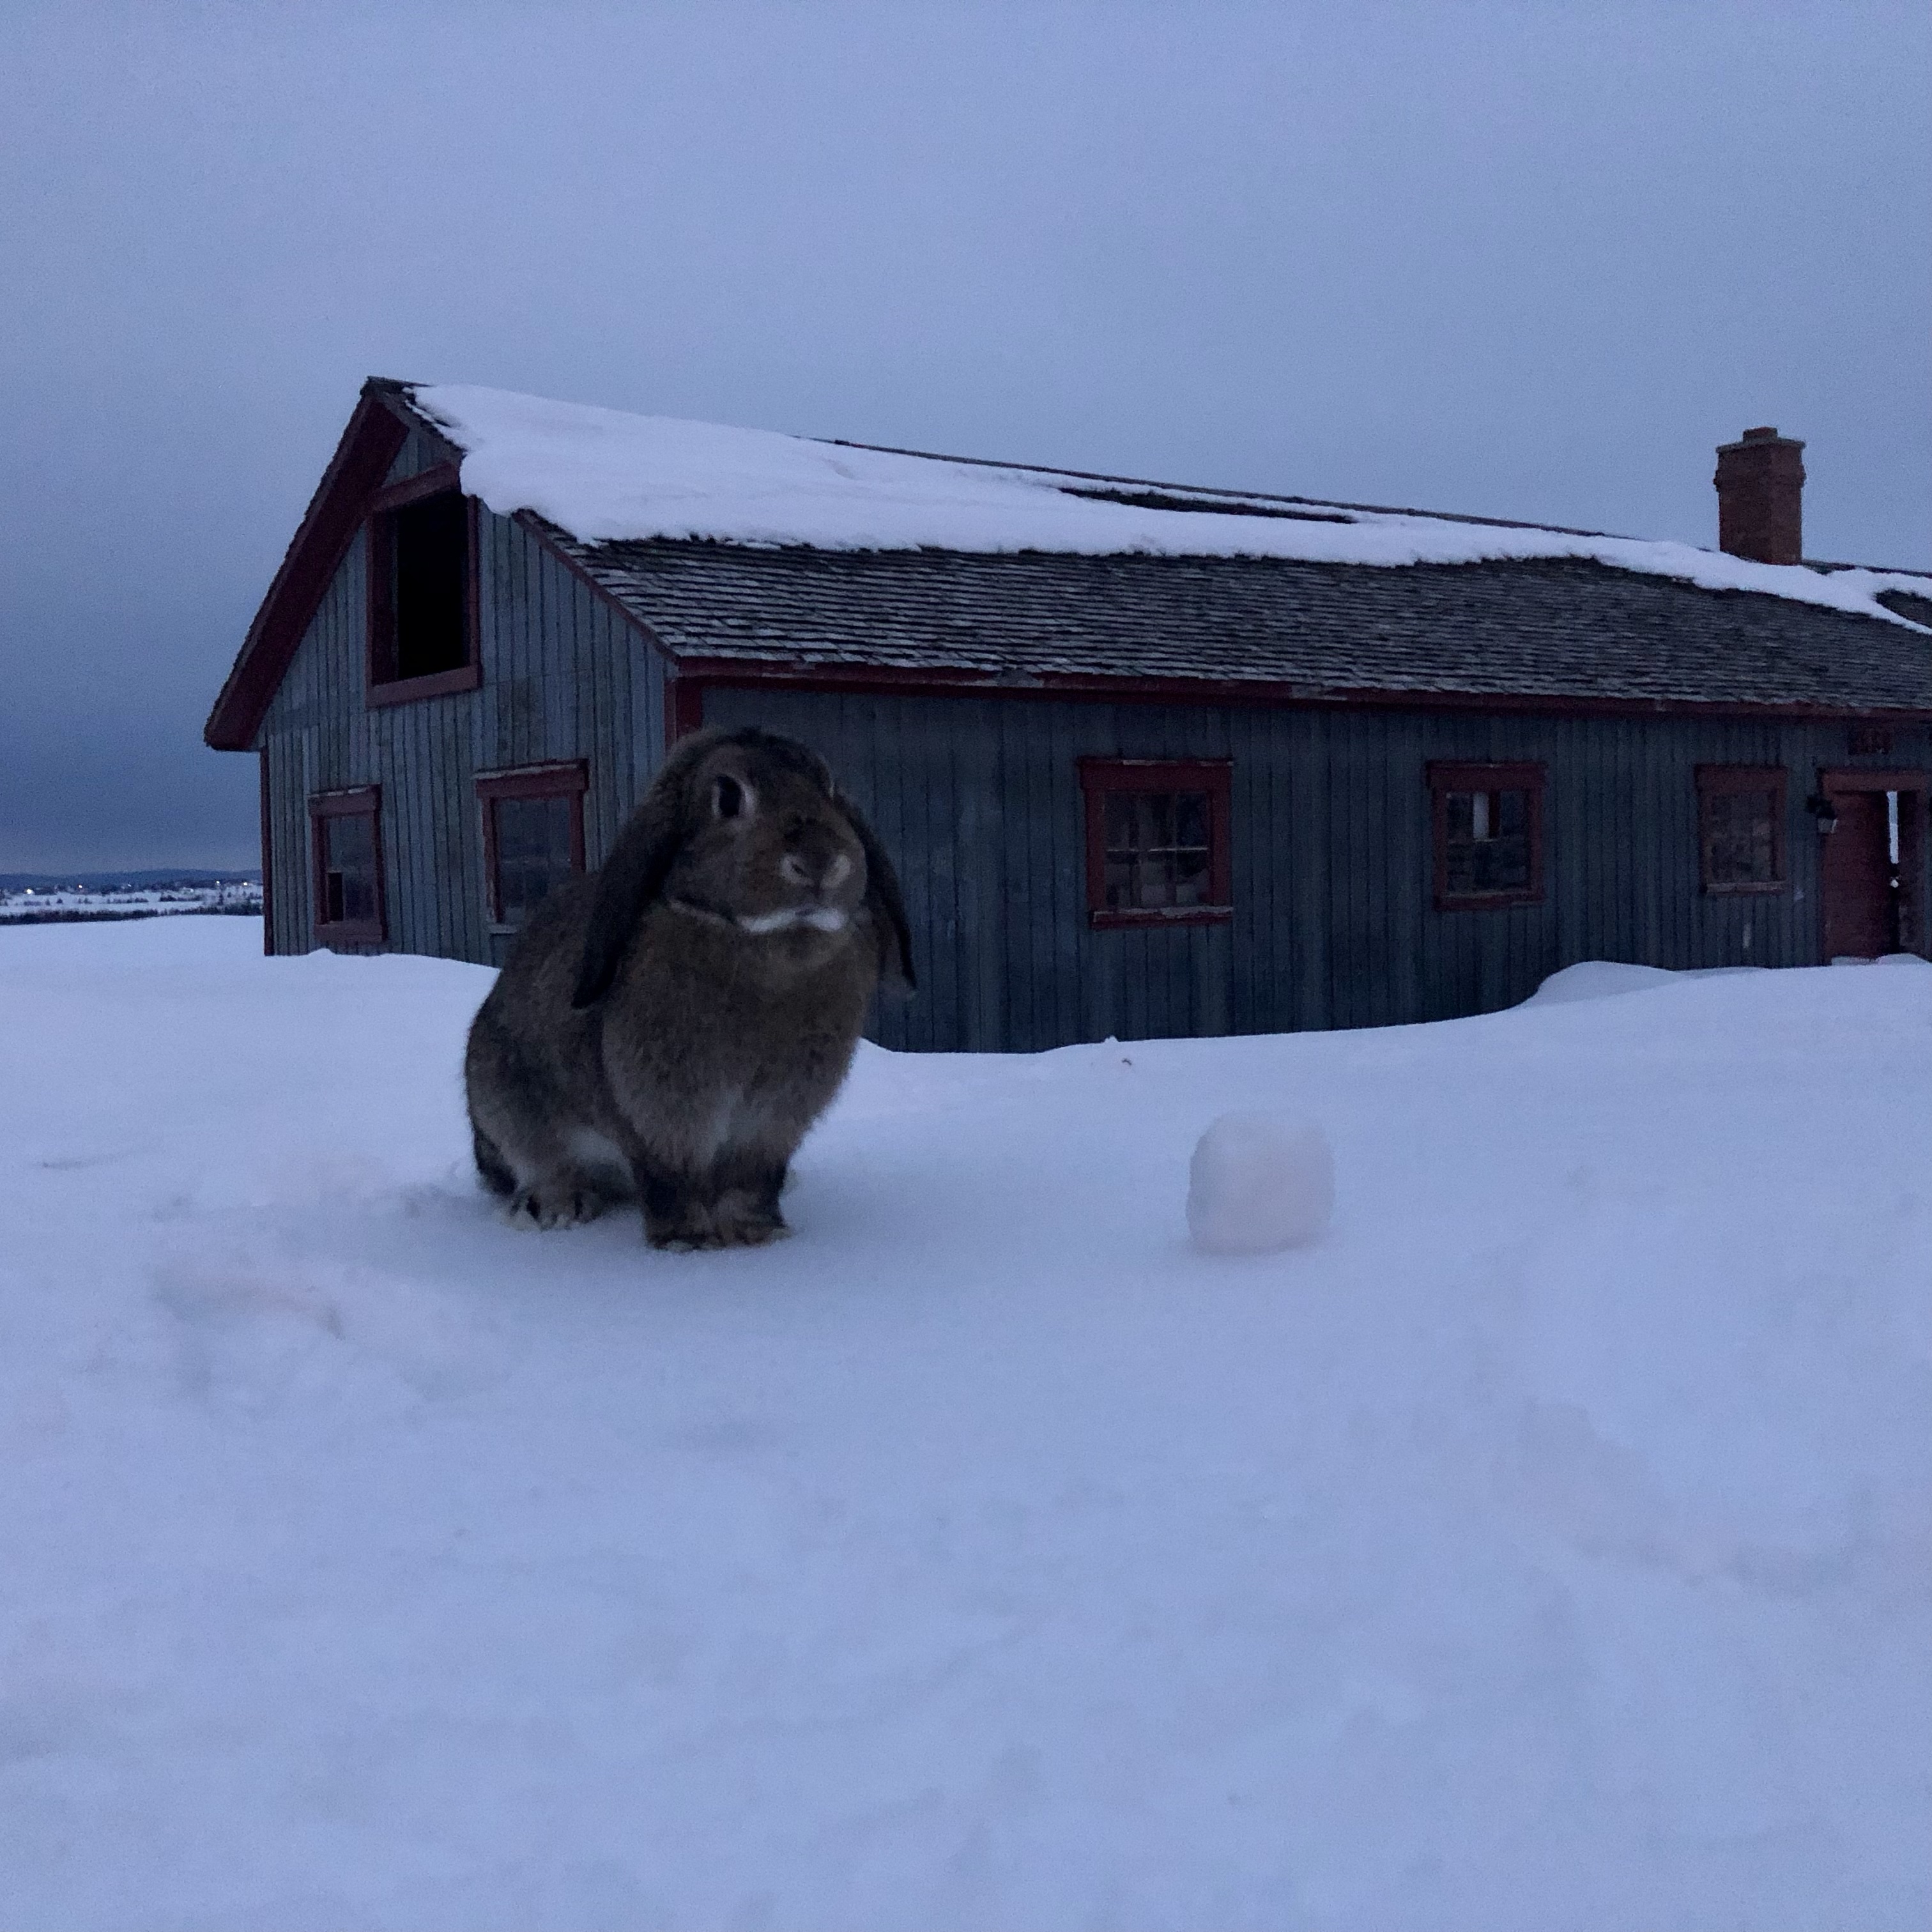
[{"x1": 3, "y1": 917, "x2": 1928, "y2": 1931}]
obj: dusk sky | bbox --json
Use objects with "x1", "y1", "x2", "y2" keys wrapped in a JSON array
[{"x1": 3, "y1": 1, "x2": 1926, "y2": 872}]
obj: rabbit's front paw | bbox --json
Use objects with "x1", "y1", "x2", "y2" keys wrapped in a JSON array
[
  {"x1": 712, "y1": 1186, "x2": 791, "y2": 1248},
  {"x1": 507, "y1": 1183, "x2": 610, "y2": 1230},
  {"x1": 644, "y1": 1190, "x2": 790, "y2": 1251}
]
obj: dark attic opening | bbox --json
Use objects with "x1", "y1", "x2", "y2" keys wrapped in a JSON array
[{"x1": 372, "y1": 489, "x2": 471, "y2": 683}]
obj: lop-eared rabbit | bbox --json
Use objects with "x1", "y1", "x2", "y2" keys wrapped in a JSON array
[{"x1": 464, "y1": 726, "x2": 914, "y2": 1250}]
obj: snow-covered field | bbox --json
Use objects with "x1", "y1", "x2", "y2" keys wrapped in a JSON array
[
  {"x1": 4, "y1": 917, "x2": 1928, "y2": 1932},
  {"x1": 0, "y1": 882, "x2": 262, "y2": 922}
]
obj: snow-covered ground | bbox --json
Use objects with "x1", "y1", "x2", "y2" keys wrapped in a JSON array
[{"x1": 4, "y1": 917, "x2": 1928, "y2": 1932}]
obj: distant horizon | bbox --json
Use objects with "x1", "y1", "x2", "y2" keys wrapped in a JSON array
[{"x1": 0, "y1": 866, "x2": 263, "y2": 887}]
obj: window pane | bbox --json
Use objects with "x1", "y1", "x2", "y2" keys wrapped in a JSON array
[
  {"x1": 1171, "y1": 846, "x2": 1211, "y2": 906},
  {"x1": 1097, "y1": 785, "x2": 1219, "y2": 911},
  {"x1": 323, "y1": 811, "x2": 378, "y2": 925},
  {"x1": 390, "y1": 492, "x2": 469, "y2": 680},
  {"x1": 1705, "y1": 788, "x2": 1777, "y2": 884},
  {"x1": 494, "y1": 795, "x2": 575, "y2": 923},
  {"x1": 1144, "y1": 793, "x2": 1174, "y2": 850},
  {"x1": 1442, "y1": 786, "x2": 1532, "y2": 896},
  {"x1": 1135, "y1": 790, "x2": 1176, "y2": 907},
  {"x1": 1173, "y1": 792, "x2": 1209, "y2": 849},
  {"x1": 1470, "y1": 834, "x2": 1529, "y2": 893}
]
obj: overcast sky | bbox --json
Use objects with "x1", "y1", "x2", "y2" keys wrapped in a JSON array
[{"x1": 2, "y1": 1, "x2": 1926, "y2": 871}]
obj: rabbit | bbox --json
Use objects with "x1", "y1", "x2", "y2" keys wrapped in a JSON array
[{"x1": 464, "y1": 725, "x2": 914, "y2": 1250}]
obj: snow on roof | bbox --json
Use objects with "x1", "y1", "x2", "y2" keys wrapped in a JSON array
[{"x1": 408, "y1": 383, "x2": 1931, "y2": 631}]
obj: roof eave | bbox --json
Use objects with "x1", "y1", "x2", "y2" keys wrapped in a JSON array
[{"x1": 658, "y1": 654, "x2": 1932, "y2": 724}]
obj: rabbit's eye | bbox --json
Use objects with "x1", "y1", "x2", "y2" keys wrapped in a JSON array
[{"x1": 713, "y1": 776, "x2": 746, "y2": 820}]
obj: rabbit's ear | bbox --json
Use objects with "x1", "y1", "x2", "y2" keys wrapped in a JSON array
[
  {"x1": 571, "y1": 787, "x2": 687, "y2": 1009},
  {"x1": 842, "y1": 795, "x2": 917, "y2": 991}
]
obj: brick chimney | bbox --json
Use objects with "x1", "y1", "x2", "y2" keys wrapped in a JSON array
[{"x1": 1714, "y1": 425, "x2": 1804, "y2": 565}]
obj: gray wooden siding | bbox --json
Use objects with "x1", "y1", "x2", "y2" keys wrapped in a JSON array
[
  {"x1": 384, "y1": 427, "x2": 450, "y2": 486},
  {"x1": 703, "y1": 684, "x2": 1932, "y2": 1052},
  {"x1": 257, "y1": 501, "x2": 666, "y2": 962}
]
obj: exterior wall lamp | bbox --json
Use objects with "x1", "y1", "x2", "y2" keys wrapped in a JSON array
[{"x1": 1805, "y1": 793, "x2": 1839, "y2": 835}]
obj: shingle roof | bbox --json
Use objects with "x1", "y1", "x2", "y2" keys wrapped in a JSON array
[
  {"x1": 401, "y1": 382, "x2": 1929, "y2": 632},
  {"x1": 550, "y1": 530, "x2": 1932, "y2": 715}
]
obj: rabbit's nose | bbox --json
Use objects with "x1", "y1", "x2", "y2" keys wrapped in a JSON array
[{"x1": 781, "y1": 848, "x2": 852, "y2": 892}]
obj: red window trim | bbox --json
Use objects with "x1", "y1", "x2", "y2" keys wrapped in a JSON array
[
  {"x1": 365, "y1": 469, "x2": 482, "y2": 709},
  {"x1": 307, "y1": 785, "x2": 387, "y2": 946},
  {"x1": 369, "y1": 464, "x2": 461, "y2": 512},
  {"x1": 476, "y1": 761, "x2": 588, "y2": 929},
  {"x1": 1427, "y1": 760, "x2": 1546, "y2": 912},
  {"x1": 666, "y1": 675, "x2": 707, "y2": 751},
  {"x1": 1694, "y1": 763, "x2": 1788, "y2": 896},
  {"x1": 367, "y1": 661, "x2": 482, "y2": 707},
  {"x1": 1077, "y1": 756, "x2": 1234, "y2": 928}
]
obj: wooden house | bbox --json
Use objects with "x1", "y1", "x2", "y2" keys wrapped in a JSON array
[{"x1": 206, "y1": 381, "x2": 1932, "y2": 1051}]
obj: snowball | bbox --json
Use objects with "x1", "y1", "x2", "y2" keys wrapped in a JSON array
[{"x1": 1186, "y1": 1112, "x2": 1334, "y2": 1255}]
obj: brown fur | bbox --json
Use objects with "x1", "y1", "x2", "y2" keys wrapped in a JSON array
[{"x1": 463, "y1": 727, "x2": 913, "y2": 1250}]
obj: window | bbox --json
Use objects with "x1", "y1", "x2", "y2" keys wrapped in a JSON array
[
  {"x1": 309, "y1": 787, "x2": 385, "y2": 945},
  {"x1": 477, "y1": 763, "x2": 588, "y2": 929},
  {"x1": 1078, "y1": 758, "x2": 1233, "y2": 927},
  {"x1": 366, "y1": 466, "x2": 481, "y2": 705},
  {"x1": 1696, "y1": 765, "x2": 1786, "y2": 894},
  {"x1": 1428, "y1": 762, "x2": 1545, "y2": 910}
]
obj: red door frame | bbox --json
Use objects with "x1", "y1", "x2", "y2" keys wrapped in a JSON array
[{"x1": 1818, "y1": 767, "x2": 1929, "y2": 960}]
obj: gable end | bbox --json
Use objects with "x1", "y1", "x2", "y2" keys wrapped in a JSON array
[{"x1": 204, "y1": 382, "x2": 457, "y2": 751}]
